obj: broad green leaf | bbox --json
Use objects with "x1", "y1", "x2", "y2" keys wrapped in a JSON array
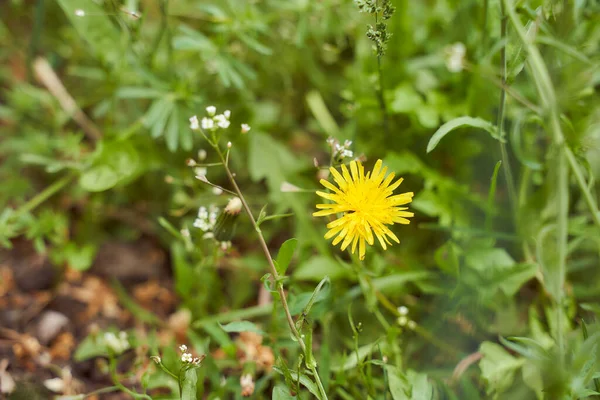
[
  {"x1": 181, "y1": 368, "x2": 198, "y2": 400},
  {"x1": 276, "y1": 238, "x2": 298, "y2": 275},
  {"x1": 79, "y1": 165, "x2": 119, "y2": 192},
  {"x1": 426, "y1": 117, "x2": 501, "y2": 153},
  {"x1": 272, "y1": 385, "x2": 295, "y2": 400},
  {"x1": 386, "y1": 366, "x2": 409, "y2": 400},
  {"x1": 479, "y1": 341, "x2": 525, "y2": 396},
  {"x1": 219, "y1": 321, "x2": 264, "y2": 335}
]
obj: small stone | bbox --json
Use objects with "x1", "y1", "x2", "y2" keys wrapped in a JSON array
[{"x1": 37, "y1": 311, "x2": 69, "y2": 345}]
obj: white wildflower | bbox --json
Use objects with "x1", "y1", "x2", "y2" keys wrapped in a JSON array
[
  {"x1": 189, "y1": 115, "x2": 199, "y2": 130},
  {"x1": 397, "y1": 316, "x2": 408, "y2": 327},
  {"x1": 198, "y1": 149, "x2": 207, "y2": 160},
  {"x1": 224, "y1": 110, "x2": 231, "y2": 119},
  {"x1": 104, "y1": 332, "x2": 129, "y2": 354},
  {"x1": 179, "y1": 344, "x2": 188, "y2": 352},
  {"x1": 206, "y1": 106, "x2": 216, "y2": 116},
  {"x1": 201, "y1": 117, "x2": 215, "y2": 130},
  {"x1": 74, "y1": 9, "x2": 85, "y2": 16},
  {"x1": 241, "y1": 123, "x2": 251, "y2": 134},
  {"x1": 397, "y1": 306, "x2": 409, "y2": 316},
  {"x1": 212, "y1": 187, "x2": 223, "y2": 195},
  {"x1": 445, "y1": 42, "x2": 466, "y2": 73},
  {"x1": 407, "y1": 320, "x2": 417, "y2": 330},
  {"x1": 227, "y1": 141, "x2": 232, "y2": 148},
  {"x1": 194, "y1": 167, "x2": 207, "y2": 178}
]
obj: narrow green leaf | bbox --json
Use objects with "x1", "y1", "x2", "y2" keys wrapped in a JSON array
[
  {"x1": 485, "y1": 161, "x2": 502, "y2": 231},
  {"x1": 165, "y1": 107, "x2": 180, "y2": 152},
  {"x1": 426, "y1": 116, "x2": 502, "y2": 153},
  {"x1": 219, "y1": 321, "x2": 264, "y2": 335},
  {"x1": 276, "y1": 238, "x2": 298, "y2": 275}
]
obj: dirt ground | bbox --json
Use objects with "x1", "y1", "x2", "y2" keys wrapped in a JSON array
[{"x1": 0, "y1": 237, "x2": 179, "y2": 399}]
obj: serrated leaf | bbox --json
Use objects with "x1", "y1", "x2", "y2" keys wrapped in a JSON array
[
  {"x1": 276, "y1": 238, "x2": 298, "y2": 275},
  {"x1": 427, "y1": 117, "x2": 502, "y2": 153}
]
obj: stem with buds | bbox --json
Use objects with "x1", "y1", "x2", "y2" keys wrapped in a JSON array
[{"x1": 211, "y1": 144, "x2": 329, "y2": 399}]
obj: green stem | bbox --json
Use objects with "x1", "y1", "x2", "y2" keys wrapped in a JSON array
[
  {"x1": 109, "y1": 356, "x2": 152, "y2": 399},
  {"x1": 374, "y1": 10, "x2": 389, "y2": 135},
  {"x1": 213, "y1": 146, "x2": 329, "y2": 400},
  {"x1": 13, "y1": 173, "x2": 76, "y2": 218},
  {"x1": 497, "y1": 2, "x2": 517, "y2": 215}
]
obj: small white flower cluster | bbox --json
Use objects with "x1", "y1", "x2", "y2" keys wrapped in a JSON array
[
  {"x1": 189, "y1": 107, "x2": 250, "y2": 134},
  {"x1": 104, "y1": 331, "x2": 129, "y2": 354},
  {"x1": 179, "y1": 345, "x2": 202, "y2": 365},
  {"x1": 74, "y1": 9, "x2": 85, "y2": 16},
  {"x1": 327, "y1": 138, "x2": 354, "y2": 160},
  {"x1": 445, "y1": 42, "x2": 466, "y2": 73},
  {"x1": 189, "y1": 106, "x2": 231, "y2": 131},
  {"x1": 396, "y1": 306, "x2": 416, "y2": 330},
  {"x1": 193, "y1": 205, "x2": 219, "y2": 232}
]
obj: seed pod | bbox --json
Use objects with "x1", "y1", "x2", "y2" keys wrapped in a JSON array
[{"x1": 213, "y1": 197, "x2": 242, "y2": 241}]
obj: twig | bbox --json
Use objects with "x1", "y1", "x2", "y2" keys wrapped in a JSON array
[{"x1": 33, "y1": 57, "x2": 102, "y2": 141}]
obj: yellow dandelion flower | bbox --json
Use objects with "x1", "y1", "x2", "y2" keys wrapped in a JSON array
[{"x1": 313, "y1": 159, "x2": 414, "y2": 260}]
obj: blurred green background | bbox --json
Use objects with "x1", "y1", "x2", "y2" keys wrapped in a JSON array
[{"x1": 1, "y1": 0, "x2": 600, "y2": 398}]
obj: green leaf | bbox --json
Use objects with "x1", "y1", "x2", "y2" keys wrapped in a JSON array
[
  {"x1": 79, "y1": 141, "x2": 142, "y2": 192},
  {"x1": 181, "y1": 368, "x2": 198, "y2": 400},
  {"x1": 294, "y1": 256, "x2": 349, "y2": 281},
  {"x1": 426, "y1": 116, "x2": 502, "y2": 153},
  {"x1": 272, "y1": 385, "x2": 295, "y2": 400},
  {"x1": 276, "y1": 238, "x2": 298, "y2": 275},
  {"x1": 79, "y1": 165, "x2": 119, "y2": 192},
  {"x1": 165, "y1": 107, "x2": 180, "y2": 152},
  {"x1": 55, "y1": 0, "x2": 121, "y2": 64},
  {"x1": 62, "y1": 243, "x2": 97, "y2": 271},
  {"x1": 116, "y1": 87, "x2": 165, "y2": 99},
  {"x1": 219, "y1": 321, "x2": 264, "y2": 335},
  {"x1": 386, "y1": 366, "x2": 409, "y2": 400},
  {"x1": 479, "y1": 341, "x2": 525, "y2": 396}
]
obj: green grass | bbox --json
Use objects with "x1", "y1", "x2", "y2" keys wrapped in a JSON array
[{"x1": 1, "y1": 0, "x2": 600, "y2": 398}]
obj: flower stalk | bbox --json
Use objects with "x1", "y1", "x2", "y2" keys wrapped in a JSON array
[{"x1": 211, "y1": 144, "x2": 329, "y2": 400}]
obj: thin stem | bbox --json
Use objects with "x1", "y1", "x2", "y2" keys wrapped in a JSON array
[
  {"x1": 481, "y1": 0, "x2": 489, "y2": 54},
  {"x1": 374, "y1": 10, "x2": 389, "y2": 135},
  {"x1": 13, "y1": 173, "x2": 76, "y2": 218},
  {"x1": 213, "y1": 146, "x2": 328, "y2": 400},
  {"x1": 497, "y1": 2, "x2": 517, "y2": 214}
]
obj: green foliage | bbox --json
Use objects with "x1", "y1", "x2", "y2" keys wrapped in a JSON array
[{"x1": 1, "y1": 0, "x2": 600, "y2": 398}]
